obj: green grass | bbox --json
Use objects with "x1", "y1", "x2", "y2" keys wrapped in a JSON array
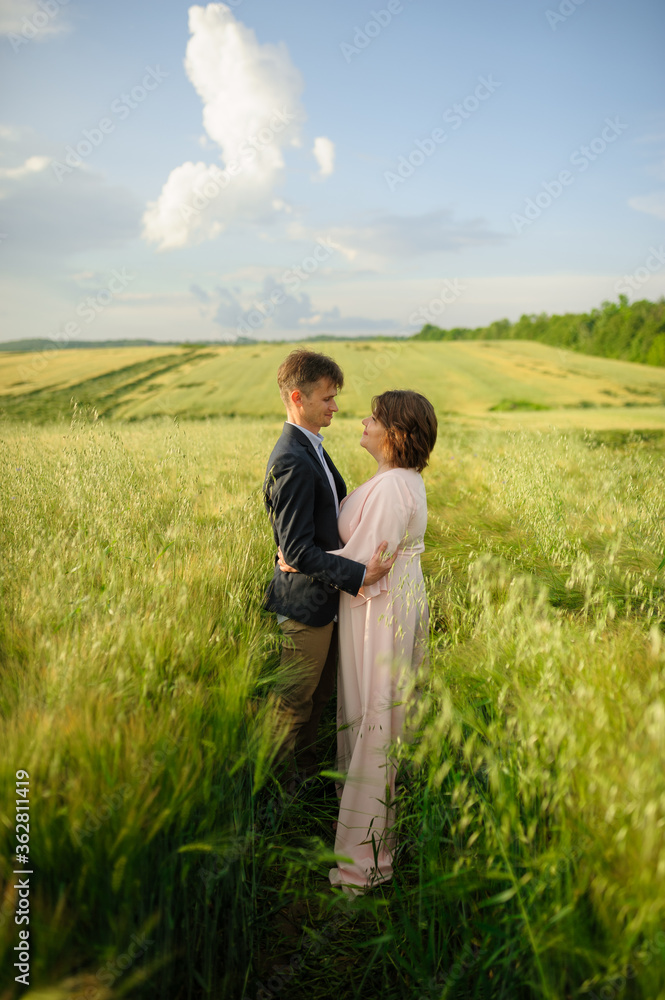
[
  {"x1": 1, "y1": 414, "x2": 665, "y2": 999},
  {"x1": 488, "y1": 399, "x2": 551, "y2": 412}
]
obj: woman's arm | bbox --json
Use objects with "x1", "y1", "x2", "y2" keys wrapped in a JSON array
[{"x1": 331, "y1": 474, "x2": 414, "y2": 565}]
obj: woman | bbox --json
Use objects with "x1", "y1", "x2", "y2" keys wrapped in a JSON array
[{"x1": 281, "y1": 389, "x2": 437, "y2": 894}]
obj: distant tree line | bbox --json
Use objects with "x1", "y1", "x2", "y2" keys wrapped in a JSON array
[{"x1": 412, "y1": 296, "x2": 665, "y2": 367}]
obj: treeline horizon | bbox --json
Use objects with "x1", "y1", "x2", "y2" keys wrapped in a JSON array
[
  {"x1": 2, "y1": 296, "x2": 665, "y2": 364},
  {"x1": 412, "y1": 295, "x2": 665, "y2": 367}
]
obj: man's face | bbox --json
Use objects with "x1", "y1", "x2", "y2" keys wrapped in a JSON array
[{"x1": 290, "y1": 378, "x2": 339, "y2": 433}]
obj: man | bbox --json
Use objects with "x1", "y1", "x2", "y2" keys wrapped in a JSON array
[{"x1": 263, "y1": 348, "x2": 395, "y2": 786}]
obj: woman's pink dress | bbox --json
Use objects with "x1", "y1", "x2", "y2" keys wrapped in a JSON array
[{"x1": 328, "y1": 467, "x2": 429, "y2": 891}]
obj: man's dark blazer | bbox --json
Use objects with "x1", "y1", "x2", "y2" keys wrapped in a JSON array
[{"x1": 263, "y1": 422, "x2": 365, "y2": 627}]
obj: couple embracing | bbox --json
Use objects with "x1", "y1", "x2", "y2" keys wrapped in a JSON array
[{"x1": 263, "y1": 349, "x2": 437, "y2": 895}]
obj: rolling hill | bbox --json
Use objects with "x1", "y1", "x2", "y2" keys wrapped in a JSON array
[{"x1": 2, "y1": 339, "x2": 665, "y2": 429}]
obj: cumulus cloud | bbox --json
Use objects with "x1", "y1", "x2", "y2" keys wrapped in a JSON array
[
  {"x1": 312, "y1": 136, "x2": 335, "y2": 178},
  {"x1": 211, "y1": 277, "x2": 313, "y2": 334},
  {"x1": 207, "y1": 275, "x2": 398, "y2": 339},
  {"x1": 628, "y1": 192, "x2": 665, "y2": 222},
  {"x1": 142, "y1": 3, "x2": 305, "y2": 251}
]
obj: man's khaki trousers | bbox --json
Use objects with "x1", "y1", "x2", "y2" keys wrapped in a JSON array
[{"x1": 275, "y1": 618, "x2": 338, "y2": 780}]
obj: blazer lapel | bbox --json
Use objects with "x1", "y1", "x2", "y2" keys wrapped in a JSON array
[{"x1": 282, "y1": 423, "x2": 346, "y2": 502}]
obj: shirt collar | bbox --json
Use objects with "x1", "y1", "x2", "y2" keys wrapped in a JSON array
[{"x1": 286, "y1": 420, "x2": 324, "y2": 451}]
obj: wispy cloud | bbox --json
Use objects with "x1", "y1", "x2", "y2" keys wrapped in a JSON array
[
  {"x1": 628, "y1": 192, "x2": 665, "y2": 222},
  {"x1": 321, "y1": 209, "x2": 505, "y2": 267},
  {"x1": 0, "y1": 0, "x2": 72, "y2": 42}
]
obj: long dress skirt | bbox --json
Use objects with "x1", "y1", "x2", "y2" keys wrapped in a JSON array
[{"x1": 327, "y1": 468, "x2": 429, "y2": 891}]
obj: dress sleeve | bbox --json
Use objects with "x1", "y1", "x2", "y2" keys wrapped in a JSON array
[{"x1": 329, "y1": 474, "x2": 415, "y2": 599}]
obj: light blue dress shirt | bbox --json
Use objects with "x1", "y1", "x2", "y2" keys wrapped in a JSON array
[{"x1": 287, "y1": 421, "x2": 340, "y2": 516}]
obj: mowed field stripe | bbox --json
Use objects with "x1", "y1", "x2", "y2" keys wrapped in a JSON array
[
  {"x1": 0, "y1": 345, "x2": 185, "y2": 396},
  {"x1": 2, "y1": 340, "x2": 665, "y2": 423}
]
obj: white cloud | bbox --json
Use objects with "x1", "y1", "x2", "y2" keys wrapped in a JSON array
[
  {"x1": 207, "y1": 275, "x2": 399, "y2": 339},
  {"x1": 336, "y1": 211, "x2": 504, "y2": 257},
  {"x1": 628, "y1": 192, "x2": 665, "y2": 222},
  {"x1": 0, "y1": 154, "x2": 50, "y2": 182},
  {"x1": 142, "y1": 3, "x2": 305, "y2": 251},
  {"x1": 0, "y1": 0, "x2": 71, "y2": 40},
  {"x1": 312, "y1": 136, "x2": 335, "y2": 178},
  {"x1": 287, "y1": 210, "x2": 506, "y2": 270},
  {"x1": 0, "y1": 124, "x2": 25, "y2": 141}
]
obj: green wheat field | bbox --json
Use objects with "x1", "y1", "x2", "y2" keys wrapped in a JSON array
[{"x1": 1, "y1": 340, "x2": 665, "y2": 999}]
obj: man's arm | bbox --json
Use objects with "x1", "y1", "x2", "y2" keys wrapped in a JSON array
[
  {"x1": 266, "y1": 458, "x2": 366, "y2": 596},
  {"x1": 268, "y1": 456, "x2": 397, "y2": 590},
  {"x1": 277, "y1": 539, "x2": 397, "y2": 587}
]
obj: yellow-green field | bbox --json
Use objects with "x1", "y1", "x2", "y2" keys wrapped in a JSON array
[
  {"x1": 3, "y1": 339, "x2": 665, "y2": 427},
  {"x1": 2, "y1": 342, "x2": 665, "y2": 999},
  {"x1": 0, "y1": 345, "x2": 181, "y2": 397}
]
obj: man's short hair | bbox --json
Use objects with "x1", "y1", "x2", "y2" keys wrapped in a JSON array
[{"x1": 277, "y1": 349, "x2": 344, "y2": 405}]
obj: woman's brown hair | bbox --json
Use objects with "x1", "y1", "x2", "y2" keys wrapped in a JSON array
[{"x1": 371, "y1": 390, "x2": 437, "y2": 473}]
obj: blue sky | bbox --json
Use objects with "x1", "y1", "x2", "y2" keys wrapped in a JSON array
[{"x1": 1, "y1": 0, "x2": 664, "y2": 343}]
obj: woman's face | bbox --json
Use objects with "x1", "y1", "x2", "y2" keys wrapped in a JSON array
[{"x1": 360, "y1": 412, "x2": 387, "y2": 461}]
